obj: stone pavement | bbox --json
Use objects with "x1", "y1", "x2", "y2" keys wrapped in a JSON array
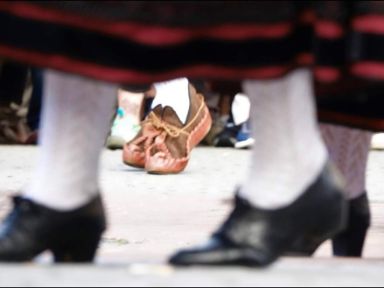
[
  {"x1": 0, "y1": 146, "x2": 384, "y2": 286},
  {"x1": 1, "y1": 259, "x2": 384, "y2": 286}
]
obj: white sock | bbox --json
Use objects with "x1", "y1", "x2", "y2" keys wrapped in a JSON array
[
  {"x1": 231, "y1": 93, "x2": 251, "y2": 126},
  {"x1": 240, "y1": 69, "x2": 328, "y2": 209},
  {"x1": 320, "y1": 124, "x2": 372, "y2": 200},
  {"x1": 151, "y1": 78, "x2": 190, "y2": 124},
  {"x1": 25, "y1": 70, "x2": 117, "y2": 211}
]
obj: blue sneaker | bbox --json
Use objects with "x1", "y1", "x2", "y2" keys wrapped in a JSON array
[
  {"x1": 234, "y1": 121, "x2": 254, "y2": 149},
  {"x1": 213, "y1": 121, "x2": 240, "y2": 148},
  {"x1": 106, "y1": 107, "x2": 141, "y2": 150}
]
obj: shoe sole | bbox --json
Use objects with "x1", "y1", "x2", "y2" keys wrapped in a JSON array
[
  {"x1": 122, "y1": 143, "x2": 146, "y2": 169},
  {"x1": 123, "y1": 156, "x2": 145, "y2": 169},
  {"x1": 234, "y1": 138, "x2": 255, "y2": 149},
  {"x1": 106, "y1": 136, "x2": 126, "y2": 150}
]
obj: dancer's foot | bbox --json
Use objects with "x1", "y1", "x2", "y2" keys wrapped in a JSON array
[
  {"x1": 0, "y1": 195, "x2": 106, "y2": 262},
  {"x1": 123, "y1": 84, "x2": 212, "y2": 174},
  {"x1": 170, "y1": 164, "x2": 347, "y2": 267}
]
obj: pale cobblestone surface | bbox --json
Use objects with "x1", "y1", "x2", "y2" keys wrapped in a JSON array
[{"x1": 0, "y1": 146, "x2": 384, "y2": 286}]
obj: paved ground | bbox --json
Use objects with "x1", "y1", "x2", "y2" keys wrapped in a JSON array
[{"x1": 1, "y1": 146, "x2": 384, "y2": 286}]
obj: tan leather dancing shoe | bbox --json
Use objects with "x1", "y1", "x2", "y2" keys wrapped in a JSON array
[{"x1": 123, "y1": 84, "x2": 212, "y2": 174}]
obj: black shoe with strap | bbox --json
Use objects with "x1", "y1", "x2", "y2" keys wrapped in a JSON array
[
  {"x1": 169, "y1": 164, "x2": 348, "y2": 267},
  {"x1": 332, "y1": 192, "x2": 371, "y2": 257},
  {"x1": 0, "y1": 195, "x2": 106, "y2": 262}
]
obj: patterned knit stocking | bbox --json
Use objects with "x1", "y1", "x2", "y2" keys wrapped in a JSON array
[
  {"x1": 25, "y1": 71, "x2": 117, "y2": 210},
  {"x1": 240, "y1": 69, "x2": 328, "y2": 209},
  {"x1": 320, "y1": 124, "x2": 372, "y2": 200}
]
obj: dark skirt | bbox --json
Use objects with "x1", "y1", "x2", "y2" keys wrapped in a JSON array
[{"x1": 0, "y1": 1, "x2": 383, "y2": 130}]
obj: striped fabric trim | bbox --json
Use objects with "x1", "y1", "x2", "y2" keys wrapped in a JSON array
[
  {"x1": 315, "y1": 20, "x2": 344, "y2": 39},
  {"x1": 315, "y1": 67, "x2": 342, "y2": 82},
  {"x1": 0, "y1": 44, "x2": 291, "y2": 84},
  {"x1": 353, "y1": 15, "x2": 384, "y2": 35},
  {"x1": 0, "y1": 2, "x2": 293, "y2": 46},
  {"x1": 352, "y1": 62, "x2": 384, "y2": 80}
]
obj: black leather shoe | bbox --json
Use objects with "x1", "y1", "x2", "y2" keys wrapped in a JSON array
[
  {"x1": 169, "y1": 164, "x2": 348, "y2": 267},
  {"x1": 332, "y1": 192, "x2": 371, "y2": 257},
  {"x1": 0, "y1": 195, "x2": 106, "y2": 262}
]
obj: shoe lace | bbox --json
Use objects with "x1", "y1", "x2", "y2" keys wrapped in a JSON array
[
  {"x1": 144, "y1": 112, "x2": 189, "y2": 138},
  {"x1": 143, "y1": 100, "x2": 206, "y2": 138}
]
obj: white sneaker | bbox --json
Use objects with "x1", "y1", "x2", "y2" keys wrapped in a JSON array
[
  {"x1": 106, "y1": 108, "x2": 141, "y2": 150},
  {"x1": 235, "y1": 137, "x2": 255, "y2": 149}
]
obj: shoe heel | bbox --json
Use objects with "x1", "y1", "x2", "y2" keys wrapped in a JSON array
[
  {"x1": 332, "y1": 193, "x2": 371, "y2": 257},
  {"x1": 332, "y1": 226, "x2": 369, "y2": 257},
  {"x1": 288, "y1": 189, "x2": 348, "y2": 256},
  {"x1": 51, "y1": 229, "x2": 103, "y2": 263}
]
